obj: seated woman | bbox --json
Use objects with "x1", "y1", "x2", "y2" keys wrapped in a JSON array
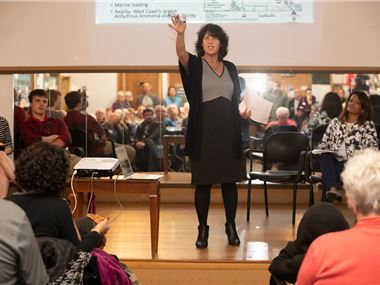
[
  {"x1": 5, "y1": 142, "x2": 111, "y2": 283},
  {"x1": 268, "y1": 202, "x2": 349, "y2": 284},
  {"x1": 316, "y1": 90, "x2": 378, "y2": 202},
  {"x1": 265, "y1": 106, "x2": 296, "y2": 130},
  {"x1": 303, "y1": 92, "x2": 342, "y2": 138},
  {"x1": 296, "y1": 150, "x2": 380, "y2": 284}
]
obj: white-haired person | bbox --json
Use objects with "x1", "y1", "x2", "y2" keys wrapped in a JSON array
[
  {"x1": 296, "y1": 149, "x2": 380, "y2": 285},
  {"x1": 265, "y1": 106, "x2": 297, "y2": 130}
]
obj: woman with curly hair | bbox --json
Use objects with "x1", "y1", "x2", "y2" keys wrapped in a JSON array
[
  {"x1": 169, "y1": 17, "x2": 250, "y2": 248},
  {"x1": 6, "y1": 142, "x2": 109, "y2": 251}
]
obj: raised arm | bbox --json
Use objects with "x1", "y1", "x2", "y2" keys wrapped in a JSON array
[{"x1": 169, "y1": 15, "x2": 189, "y2": 70}]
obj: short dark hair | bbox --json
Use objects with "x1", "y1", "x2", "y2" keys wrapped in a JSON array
[
  {"x1": 195, "y1": 24, "x2": 229, "y2": 61},
  {"x1": 320, "y1": 92, "x2": 342, "y2": 119},
  {"x1": 28, "y1": 89, "x2": 48, "y2": 103},
  {"x1": 339, "y1": 90, "x2": 372, "y2": 124},
  {"x1": 143, "y1": 108, "x2": 154, "y2": 116},
  {"x1": 15, "y1": 142, "x2": 69, "y2": 195},
  {"x1": 65, "y1": 91, "x2": 82, "y2": 110}
]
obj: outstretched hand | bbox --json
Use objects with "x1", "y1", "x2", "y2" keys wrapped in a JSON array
[
  {"x1": 92, "y1": 218, "x2": 111, "y2": 236},
  {"x1": 168, "y1": 15, "x2": 186, "y2": 34}
]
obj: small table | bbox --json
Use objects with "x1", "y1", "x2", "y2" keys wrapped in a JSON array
[
  {"x1": 162, "y1": 134, "x2": 185, "y2": 174},
  {"x1": 71, "y1": 175, "x2": 161, "y2": 258}
]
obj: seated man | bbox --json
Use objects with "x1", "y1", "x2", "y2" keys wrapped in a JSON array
[
  {"x1": 296, "y1": 149, "x2": 380, "y2": 285},
  {"x1": 133, "y1": 108, "x2": 164, "y2": 171},
  {"x1": 64, "y1": 91, "x2": 107, "y2": 157},
  {"x1": 20, "y1": 89, "x2": 80, "y2": 175},
  {"x1": 21, "y1": 89, "x2": 71, "y2": 148},
  {"x1": 0, "y1": 152, "x2": 49, "y2": 285}
]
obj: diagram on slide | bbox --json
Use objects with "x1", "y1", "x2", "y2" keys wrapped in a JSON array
[
  {"x1": 204, "y1": 0, "x2": 312, "y2": 22},
  {"x1": 96, "y1": 0, "x2": 313, "y2": 24}
]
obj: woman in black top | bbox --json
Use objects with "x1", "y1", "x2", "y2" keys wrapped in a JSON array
[
  {"x1": 169, "y1": 16, "x2": 250, "y2": 248},
  {"x1": 6, "y1": 142, "x2": 110, "y2": 252},
  {"x1": 269, "y1": 202, "x2": 349, "y2": 284}
]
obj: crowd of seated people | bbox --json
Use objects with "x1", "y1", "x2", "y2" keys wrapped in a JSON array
[{"x1": 9, "y1": 82, "x2": 192, "y2": 173}]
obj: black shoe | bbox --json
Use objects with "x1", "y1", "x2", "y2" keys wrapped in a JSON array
[
  {"x1": 195, "y1": 225, "x2": 209, "y2": 248},
  {"x1": 225, "y1": 222, "x2": 240, "y2": 246},
  {"x1": 326, "y1": 191, "x2": 343, "y2": 203}
]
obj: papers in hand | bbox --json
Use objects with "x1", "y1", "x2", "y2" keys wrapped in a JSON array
[{"x1": 239, "y1": 90, "x2": 273, "y2": 124}]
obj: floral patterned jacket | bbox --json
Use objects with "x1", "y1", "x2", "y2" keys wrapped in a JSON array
[
  {"x1": 318, "y1": 117, "x2": 378, "y2": 159},
  {"x1": 303, "y1": 111, "x2": 332, "y2": 137}
]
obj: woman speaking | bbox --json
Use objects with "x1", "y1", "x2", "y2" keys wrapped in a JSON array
[{"x1": 169, "y1": 16, "x2": 250, "y2": 248}]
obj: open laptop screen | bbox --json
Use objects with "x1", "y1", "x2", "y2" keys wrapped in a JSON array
[{"x1": 114, "y1": 146, "x2": 134, "y2": 178}]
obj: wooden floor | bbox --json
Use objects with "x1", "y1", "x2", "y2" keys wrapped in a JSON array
[{"x1": 99, "y1": 202, "x2": 355, "y2": 261}]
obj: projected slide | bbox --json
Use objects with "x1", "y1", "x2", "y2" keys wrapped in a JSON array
[{"x1": 96, "y1": 0, "x2": 314, "y2": 24}]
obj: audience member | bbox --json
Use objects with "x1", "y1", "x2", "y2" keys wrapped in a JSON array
[
  {"x1": 303, "y1": 92, "x2": 342, "y2": 137},
  {"x1": 95, "y1": 108, "x2": 106, "y2": 126},
  {"x1": 265, "y1": 106, "x2": 296, "y2": 130},
  {"x1": 296, "y1": 88, "x2": 316, "y2": 129},
  {"x1": 316, "y1": 90, "x2": 378, "y2": 202},
  {"x1": 180, "y1": 102, "x2": 190, "y2": 128},
  {"x1": 5, "y1": 142, "x2": 111, "y2": 283},
  {"x1": 164, "y1": 104, "x2": 183, "y2": 127},
  {"x1": 154, "y1": 104, "x2": 167, "y2": 123},
  {"x1": 0, "y1": 116, "x2": 13, "y2": 155},
  {"x1": 269, "y1": 202, "x2": 349, "y2": 284},
  {"x1": 112, "y1": 91, "x2": 130, "y2": 111},
  {"x1": 264, "y1": 81, "x2": 289, "y2": 122},
  {"x1": 164, "y1": 86, "x2": 182, "y2": 107},
  {"x1": 47, "y1": 89, "x2": 66, "y2": 119},
  {"x1": 103, "y1": 111, "x2": 134, "y2": 145},
  {"x1": 64, "y1": 91, "x2": 108, "y2": 157},
  {"x1": 135, "y1": 82, "x2": 160, "y2": 107},
  {"x1": 133, "y1": 108, "x2": 164, "y2": 171},
  {"x1": 135, "y1": 105, "x2": 146, "y2": 125},
  {"x1": 288, "y1": 88, "x2": 302, "y2": 120},
  {"x1": 296, "y1": 149, "x2": 380, "y2": 285},
  {"x1": 1, "y1": 150, "x2": 48, "y2": 285},
  {"x1": 21, "y1": 89, "x2": 71, "y2": 148},
  {"x1": 0, "y1": 199, "x2": 49, "y2": 285}
]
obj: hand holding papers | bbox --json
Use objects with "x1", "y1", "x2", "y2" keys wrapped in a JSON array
[{"x1": 239, "y1": 89, "x2": 273, "y2": 124}]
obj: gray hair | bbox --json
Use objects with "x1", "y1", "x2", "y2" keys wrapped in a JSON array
[
  {"x1": 275, "y1": 106, "x2": 290, "y2": 120},
  {"x1": 341, "y1": 149, "x2": 380, "y2": 215}
]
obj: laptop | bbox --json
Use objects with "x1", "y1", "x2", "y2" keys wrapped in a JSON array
[{"x1": 114, "y1": 146, "x2": 163, "y2": 180}]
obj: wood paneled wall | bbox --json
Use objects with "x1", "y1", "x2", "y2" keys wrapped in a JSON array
[
  {"x1": 268, "y1": 74, "x2": 312, "y2": 93},
  {"x1": 117, "y1": 73, "x2": 163, "y2": 107}
]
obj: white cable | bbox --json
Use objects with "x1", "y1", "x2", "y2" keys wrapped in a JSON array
[
  {"x1": 70, "y1": 170, "x2": 78, "y2": 214},
  {"x1": 110, "y1": 174, "x2": 124, "y2": 224},
  {"x1": 86, "y1": 171, "x2": 96, "y2": 214}
]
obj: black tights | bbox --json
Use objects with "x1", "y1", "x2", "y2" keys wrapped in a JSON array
[{"x1": 195, "y1": 183, "x2": 238, "y2": 226}]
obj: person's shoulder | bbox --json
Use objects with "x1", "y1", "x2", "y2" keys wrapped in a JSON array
[
  {"x1": 223, "y1": 60, "x2": 236, "y2": 68},
  {"x1": 0, "y1": 199, "x2": 25, "y2": 221},
  {"x1": 311, "y1": 229, "x2": 349, "y2": 250}
]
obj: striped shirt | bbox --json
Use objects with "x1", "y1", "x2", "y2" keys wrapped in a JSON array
[{"x1": 0, "y1": 116, "x2": 12, "y2": 148}]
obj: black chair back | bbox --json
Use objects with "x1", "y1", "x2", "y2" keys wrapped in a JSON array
[
  {"x1": 263, "y1": 132, "x2": 310, "y2": 171},
  {"x1": 69, "y1": 128, "x2": 88, "y2": 157},
  {"x1": 264, "y1": 125, "x2": 298, "y2": 141}
]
